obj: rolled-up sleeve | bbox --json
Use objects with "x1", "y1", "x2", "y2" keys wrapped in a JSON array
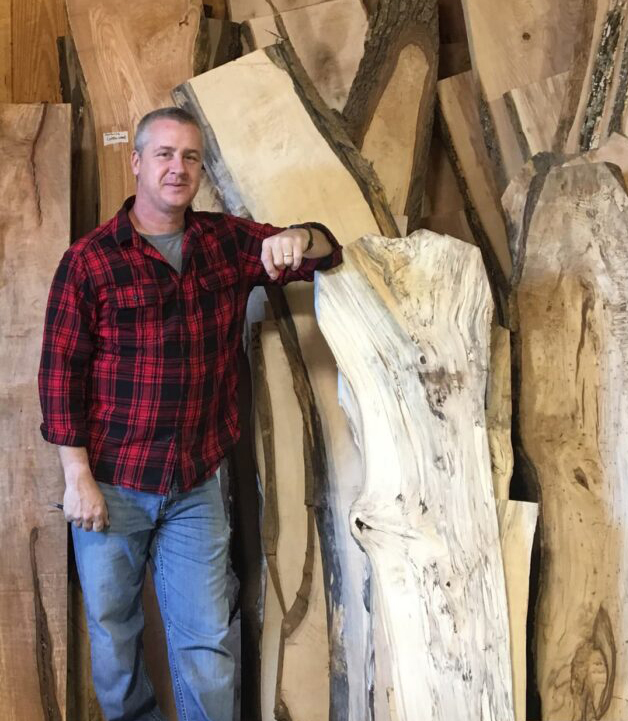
[
  {"x1": 230, "y1": 215, "x2": 343, "y2": 286},
  {"x1": 38, "y1": 249, "x2": 95, "y2": 447}
]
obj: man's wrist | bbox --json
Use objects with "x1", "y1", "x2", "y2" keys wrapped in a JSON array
[{"x1": 289, "y1": 224, "x2": 314, "y2": 253}]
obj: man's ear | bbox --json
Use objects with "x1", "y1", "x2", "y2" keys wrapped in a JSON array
[{"x1": 130, "y1": 149, "x2": 140, "y2": 178}]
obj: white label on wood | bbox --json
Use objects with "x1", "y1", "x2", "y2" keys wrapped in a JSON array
[{"x1": 103, "y1": 131, "x2": 129, "y2": 146}]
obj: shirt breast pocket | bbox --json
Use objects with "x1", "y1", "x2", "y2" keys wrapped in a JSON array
[
  {"x1": 197, "y1": 264, "x2": 240, "y2": 344},
  {"x1": 106, "y1": 280, "x2": 175, "y2": 346}
]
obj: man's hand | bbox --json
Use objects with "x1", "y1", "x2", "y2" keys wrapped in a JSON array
[
  {"x1": 261, "y1": 227, "x2": 309, "y2": 281},
  {"x1": 58, "y1": 446, "x2": 109, "y2": 532}
]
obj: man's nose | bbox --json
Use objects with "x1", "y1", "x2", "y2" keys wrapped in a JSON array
[{"x1": 169, "y1": 154, "x2": 186, "y2": 173}]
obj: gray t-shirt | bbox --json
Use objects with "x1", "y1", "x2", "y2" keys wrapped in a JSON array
[{"x1": 142, "y1": 230, "x2": 184, "y2": 273}]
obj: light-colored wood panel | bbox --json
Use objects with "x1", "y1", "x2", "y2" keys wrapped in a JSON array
[
  {"x1": 460, "y1": 0, "x2": 582, "y2": 102},
  {"x1": 0, "y1": 0, "x2": 11, "y2": 101},
  {"x1": 228, "y1": 0, "x2": 333, "y2": 23},
  {"x1": 0, "y1": 102, "x2": 70, "y2": 721},
  {"x1": 245, "y1": 0, "x2": 368, "y2": 112}
]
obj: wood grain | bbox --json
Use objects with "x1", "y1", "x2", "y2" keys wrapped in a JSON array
[
  {"x1": 460, "y1": 0, "x2": 582, "y2": 102},
  {"x1": 0, "y1": 103, "x2": 70, "y2": 721},
  {"x1": 506, "y1": 161, "x2": 628, "y2": 720},
  {"x1": 316, "y1": 231, "x2": 515, "y2": 721},
  {"x1": 244, "y1": 0, "x2": 368, "y2": 112},
  {"x1": 66, "y1": 0, "x2": 203, "y2": 221}
]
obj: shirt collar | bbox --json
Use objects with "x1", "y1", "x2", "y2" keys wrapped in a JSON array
[{"x1": 113, "y1": 196, "x2": 204, "y2": 246}]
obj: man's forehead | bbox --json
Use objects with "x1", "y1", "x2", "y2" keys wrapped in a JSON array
[{"x1": 144, "y1": 118, "x2": 202, "y2": 147}]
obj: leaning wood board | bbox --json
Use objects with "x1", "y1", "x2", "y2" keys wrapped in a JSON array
[
  {"x1": 316, "y1": 231, "x2": 514, "y2": 720},
  {"x1": 0, "y1": 103, "x2": 70, "y2": 720},
  {"x1": 66, "y1": 0, "x2": 203, "y2": 220},
  {"x1": 505, "y1": 161, "x2": 628, "y2": 720},
  {"x1": 460, "y1": 0, "x2": 582, "y2": 102},
  {"x1": 244, "y1": 0, "x2": 368, "y2": 112},
  {"x1": 174, "y1": 46, "x2": 395, "y2": 720},
  {"x1": 253, "y1": 320, "x2": 329, "y2": 721}
]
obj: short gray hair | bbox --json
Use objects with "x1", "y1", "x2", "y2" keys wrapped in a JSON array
[{"x1": 134, "y1": 107, "x2": 202, "y2": 154}]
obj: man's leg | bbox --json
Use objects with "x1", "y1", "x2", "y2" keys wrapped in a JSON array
[
  {"x1": 150, "y1": 474, "x2": 234, "y2": 721},
  {"x1": 72, "y1": 482, "x2": 167, "y2": 721}
]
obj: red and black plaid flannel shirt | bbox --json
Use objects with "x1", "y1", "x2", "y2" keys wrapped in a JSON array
[{"x1": 39, "y1": 197, "x2": 342, "y2": 494}]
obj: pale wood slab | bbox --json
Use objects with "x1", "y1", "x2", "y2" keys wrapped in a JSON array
[
  {"x1": 175, "y1": 46, "x2": 394, "y2": 718},
  {"x1": 488, "y1": 324, "x2": 513, "y2": 500},
  {"x1": 316, "y1": 231, "x2": 514, "y2": 721},
  {"x1": 228, "y1": 0, "x2": 334, "y2": 23},
  {"x1": 66, "y1": 0, "x2": 203, "y2": 221},
  {"x1": 460, "y1": 0, "x2": 582, "y2": 102},
  {"x1": 436, "y1": 71, "x2": 511, "y2": 321},
  {"x1": 0, "y1": 103, "x2": 70, "y2": 721},
  {"x1": 505, "y1": 161, "x2": 628, "y2": 720},
  {"x1": 497, "y1": 500, "x2": 538, "y2": 721},
  {"x1": 244, "y1": 0, "x2": 368, "y2": 112}
]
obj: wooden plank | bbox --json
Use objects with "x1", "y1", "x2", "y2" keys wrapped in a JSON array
[
  {"x1": 342, "y1": 0, "x2": 439, "y2": 228},
  {"x1": 11, "y1": 0, "x2": 65, "y2": 102},
  {"x1": 497, "y1": 500, "x2": 538, "y2": 721},
  {"x1": 460, "y1": 0, "x2": 582, "y2": 102},
  {"x1": 66, "y1": 0, "x2": 204, "y2": 221},
  {"x1": 244, "y1": 0, "x2": 368, "y2": 112},
  {"x1": 0, "y1": 103, "x2": 70, "y2": 721},
  {"x1": 0, "y1": 0, "x2": 10, "y2": 101},
  {"x1": 487, "y1": 72, "x2": 569, "y2": 185},
  {"x1": 554, "y1": 0, "x2": 628, "y2": 153},
  {"x1": 316, "y1": 230, "x2": 514, "y2": 720},
  {"x1": 505, "y1": 161, "x2": 628, "y2": 720},
  {"x1": 488, "y1": 323, "x2": 513, "y2": 500},
  {"x1": 175, "y1": 45, "x2": 395, "y2": 719},
  {"x1": 436, "y1": 71, "x2": 511, "y2": 323}
]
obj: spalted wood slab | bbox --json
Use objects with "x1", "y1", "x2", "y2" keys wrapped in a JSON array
[
  {"x1": 66, "y1": 0, "x2": 203, "y2": 220},
  {"x1": 505, "y1": 161, "x2": 628, "y2": 720},
  {"x1": 555, "y1": 0, "x2": 628, "y2": 153},
  {"x1": 316, "y1": 231, "x2": 514, "y2": 721},
  {"x1": 343, "y1": 0, "x2": 439, "y2": 228},
  {"x1": 244, "y1": 0, "x2": 368, "y2": 112},
  {"x1": 174, "y1": 45, "x2": 395, "y2": 719},
  {"x1": 460, "y1": 0, "x2": 581, "y2": 103},
  {"x1": 0, "y1": 103, "x2": 70, "y2": 721}
]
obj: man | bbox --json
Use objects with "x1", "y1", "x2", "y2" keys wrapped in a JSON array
[{"x1": 38, "y1": 106, "x2": 342, "y2": 721}]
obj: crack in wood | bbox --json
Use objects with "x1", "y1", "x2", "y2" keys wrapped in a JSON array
[
  {"x1": 28, "y1": 104, "x2": 47, "y2": 227},
  {"x1": 30, "y1": 527, "x2": 62, "y2": 721}
]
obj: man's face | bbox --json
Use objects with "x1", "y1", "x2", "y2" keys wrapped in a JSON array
[{"x1": 131, "y1": 118, "x2": 203, "y2": 213}]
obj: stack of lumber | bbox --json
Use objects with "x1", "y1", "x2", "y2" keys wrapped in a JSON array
[{"x1": 7, "y1": 0, "x2": 628, "y2": 720}]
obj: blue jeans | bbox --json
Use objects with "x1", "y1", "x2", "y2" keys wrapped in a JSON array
[{"x1": 72, "y1": 476, "x2": 234, "y2": 721}]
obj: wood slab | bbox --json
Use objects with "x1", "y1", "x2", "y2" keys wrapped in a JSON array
[
  {"x1": 460, "y1": 0, "x2": 582, "y2": 102},
  {"x1": 228, "y1": 0, "x2": 334, "y2": 23},
  {"x1": 66, "y1": 0, "x2": 203, "y2": 220},
  {"x1": 174, "y1": 45, "x2": 395, "y2": 719},
  {"x1": 555, "y1": 0, "x2": 628, "y2": 153},
  {"x1": 0, "y1": 103, "x2": 70, "y2": 721},
  {"x1": 343, "y1": 0, "x2": 439, "y2": 228},
  {"x1": 316, "y1": 230, "x2": 514, "y2": 721},
  {"x1": 244, "y1": 0, "x2": 368, "y2": 112},
  {"x1": 436, "y1": 71, "x2": 511, "y2": 322},
  {"x1": 506, "y1": 161, "x2": 628, "y2": 720}
]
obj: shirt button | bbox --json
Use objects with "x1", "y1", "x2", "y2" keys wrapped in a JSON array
[{"x1": 165, "y1": 433, "x2": 175, "y2": 442}]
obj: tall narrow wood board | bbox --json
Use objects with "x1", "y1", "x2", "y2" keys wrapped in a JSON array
[
  {"x1": 0, "y1": 103, "x2": 70, "y2": 721},
  {"x1": 506, "y1": 161, "x2": 628, "y2": 720}
]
